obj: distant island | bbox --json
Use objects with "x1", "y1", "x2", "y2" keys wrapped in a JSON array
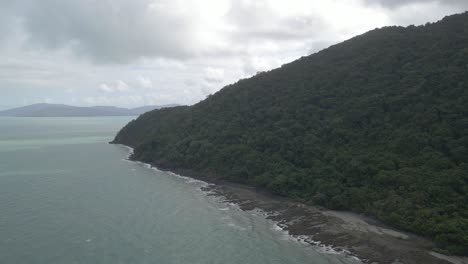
[
  {"x1": 0, "y1": 103, "x2": 179, "y2": 117},
  {"x1": 112, "y1": 11, "x2": 468, "y2": 260}
]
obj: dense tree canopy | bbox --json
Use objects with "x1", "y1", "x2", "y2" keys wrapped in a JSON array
[{"x1": 113, "y1": 12, "x2": 468, "y2": 255}]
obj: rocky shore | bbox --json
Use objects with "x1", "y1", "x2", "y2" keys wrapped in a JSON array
[
  {"x1": 119, "y1": 144, "x2": 466, "y2": 264},
  {"x1": 201, "y1": 183, "x2": 466, "y2": 264}
]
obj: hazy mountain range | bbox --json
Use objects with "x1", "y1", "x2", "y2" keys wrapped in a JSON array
[{"x1": 0, "y1": 103, "x2": 179, "y2": 117}]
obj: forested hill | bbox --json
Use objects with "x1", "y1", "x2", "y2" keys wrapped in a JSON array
[{"x1": 112, "y1": 12, "x2": 468, "y2": 255}]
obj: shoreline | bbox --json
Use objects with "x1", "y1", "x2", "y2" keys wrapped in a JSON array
[{"x1": 114, "y1": 144, "x2": 465, "y2": 264}]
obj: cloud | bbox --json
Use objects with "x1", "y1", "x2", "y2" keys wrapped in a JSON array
[
  {"x1": 184, "y1": 79, "x2": 197, "y2": 87},
  {"x1": 242, "y1": 56, "x2": 284, "y2": 76},
  {"x1": 98, "y1": 84, "x2": 114, "y2": 93},
  {"x1": 83, "y1": 95, "x2": 144, "y2": 105},
  {"x1": 136, "y1": 75, "x2": 153, "y2": 89},
  {"x1": 3, "y1": 0, "x2": 466, "y2": 64},
  {"x1": 200, "y1": 85, "x2": 217, "y2": 97},
  {"x1": 98, "y1": 80, "x2": 130, "y2": 93},
  {"x1": 83, "y1": 95, "x2": 143, "y2": 106},
  {"x1": 0, "y1": 61, "x2": 60, "y2": 81},
  {"x1": 0, "y1": 0, "x2": 467, "y2": 108},
  {"x1": 373, "y1": 0, "x2": 468, "y2": 26},
  {"x1": 226, "y1": 1, "x2": 326, "y2": 42},
  {"x1": 43, "y1": 98, "x2": 54, "y2": 104},
  {"x1": 0, "y1": 3, "x2": 19, "y2": 45},
  {"x1": 364, "y1": 0, "x2": 468, "y2": 9},
  {"x1": 11, "y1": 0, "x2": 200, "y2": 63},
  {"x1": 203, "y1": 67, "x2": 225, "y2": 83}
]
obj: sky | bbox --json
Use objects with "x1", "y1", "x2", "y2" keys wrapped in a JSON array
[{"x1": 0, "y1": 0, "x2": 467, "y2": 109}]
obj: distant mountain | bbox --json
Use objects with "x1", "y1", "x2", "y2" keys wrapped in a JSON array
[
  {"x1": 0, "y1": 103, "x2": 179, "y2": 117},
  {"x1": 112, "y1": 12, "x2": 468, "y2": 255}
]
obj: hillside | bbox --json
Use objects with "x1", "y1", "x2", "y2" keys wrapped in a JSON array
[
  {"x1": 112, "y1": 12, "x2": 468, "y2": 255},
  {"x1": 0, "y1": 103, "x2": 178, "y2": 117}
]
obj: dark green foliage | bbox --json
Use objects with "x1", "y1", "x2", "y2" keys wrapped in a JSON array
[{"x1": 113, "y1": 12, "x2": 468, "y2": 255}]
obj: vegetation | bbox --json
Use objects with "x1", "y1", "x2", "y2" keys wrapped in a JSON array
[{"x1": 113, "y1": 12, "x2": 468, "y2": 255}]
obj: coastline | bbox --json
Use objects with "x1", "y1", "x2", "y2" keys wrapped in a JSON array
[{"x1": 114, "y1": 144, "x2": 465, "y2": 264}]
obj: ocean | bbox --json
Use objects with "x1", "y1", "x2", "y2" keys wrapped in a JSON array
[{"x1": 0, "y1": 117, "x2": 359, "y2": 264}]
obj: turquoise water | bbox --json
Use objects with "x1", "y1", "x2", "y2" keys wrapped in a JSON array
[{"x1": 0, "y1": 117, "x2": 359, "y2": 264}]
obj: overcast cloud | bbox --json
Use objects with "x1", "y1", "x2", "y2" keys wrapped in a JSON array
[
  {"x1": 0, "y1": 0, "x2": 466, "y2": 109},
  {"x1": 366, "y1": 0, "x2": 468, "y2": 9}
]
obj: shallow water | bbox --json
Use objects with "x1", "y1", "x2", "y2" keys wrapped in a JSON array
[{"x1": 0, "y1": 117, "x2": 360, "y2": 264}]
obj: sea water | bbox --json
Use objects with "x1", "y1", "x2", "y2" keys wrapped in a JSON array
[{"x1": 0, "y1": 117, "x2": 360, "y2": 264}]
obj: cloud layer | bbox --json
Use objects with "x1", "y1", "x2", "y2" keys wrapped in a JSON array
[
  {"x1": 12, "y1": 0, "x2": 199, "y2": 63},
  {"x1": 0, "y1": 0, "x2": 466, "y2": 108},
  {"x1": 366, "y1": 0, "x2": 468, "y2": 9}
]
